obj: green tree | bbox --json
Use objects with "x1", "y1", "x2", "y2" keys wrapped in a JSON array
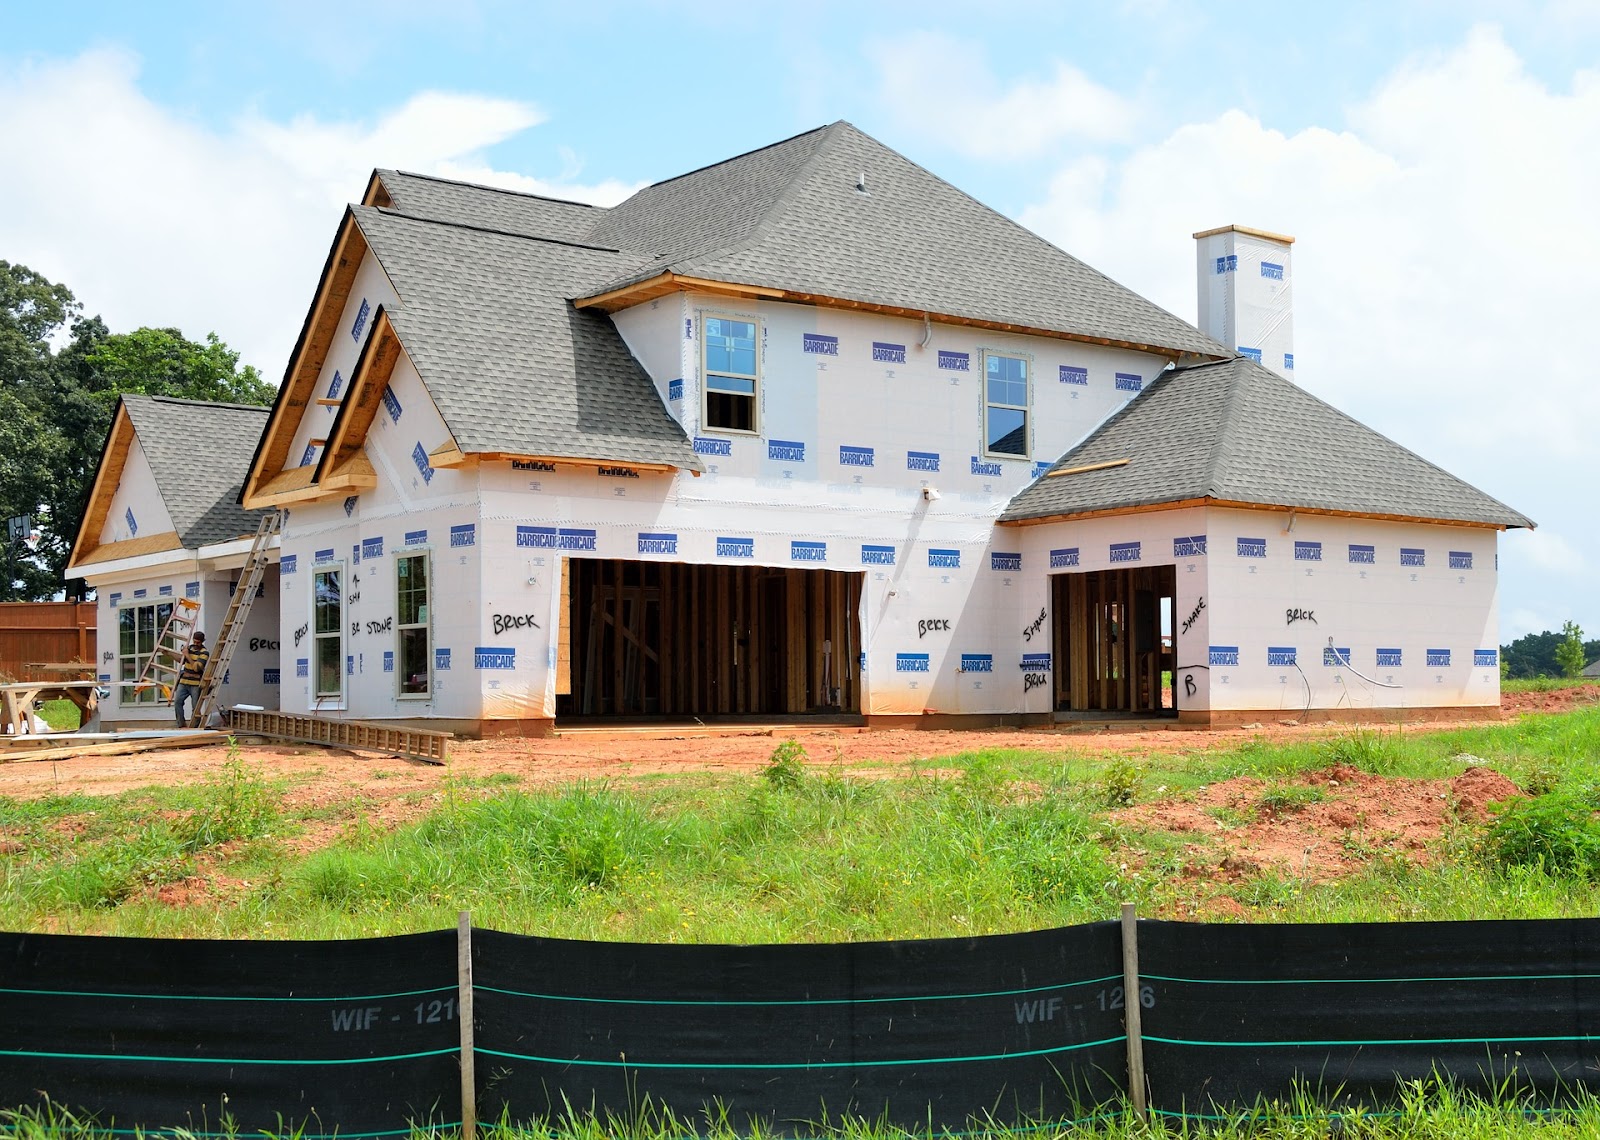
[
  {"x1": 0, "y1": 260, "x2": 272, "y2": 601},
  {"x1": 1555, "y1": 621, "x2": 1586, "y2": 679}
]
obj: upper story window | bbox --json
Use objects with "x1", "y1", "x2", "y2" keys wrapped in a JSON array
[
  {"x1": 703, "y1": 314, "x2": 759, "y2": 433},
  {"x1": 984, "y1": 352, "x2": 1029, "y2": 458},
  {"x1": 396, "y1": 552, "x2": 431, "y2": 698}
]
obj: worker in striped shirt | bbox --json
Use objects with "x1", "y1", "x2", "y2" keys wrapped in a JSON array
[{"x1": 174, "y1": 631, "x2": 208, "y2": 728}]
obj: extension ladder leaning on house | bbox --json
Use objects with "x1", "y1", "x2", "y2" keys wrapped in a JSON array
[{"x1": 186, "y1": 510, "x2": 283, "y2": 728}]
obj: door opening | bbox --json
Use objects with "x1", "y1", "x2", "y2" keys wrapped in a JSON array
[{"x1": 1051, "y1": 565, "x2": 1177, "y2": 715}]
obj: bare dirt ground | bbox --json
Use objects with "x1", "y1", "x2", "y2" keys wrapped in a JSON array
[{"x1": 2, "y1": 686, "x2": 1592, "y2": 894}]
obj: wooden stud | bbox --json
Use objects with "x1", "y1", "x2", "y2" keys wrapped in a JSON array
[{"x1": 457, "y1": 910, "x2": 477, "y2": 1140}]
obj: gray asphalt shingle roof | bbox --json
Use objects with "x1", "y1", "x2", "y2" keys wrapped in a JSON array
[
  {"x1": 351, "y1": 206, "x2": 701, "y2": 469},
  {"x1": 374, "y1": 169, "x2": 604, "y2": 245},
  {"x1": 583, "y1": 122, "x2": 1227, "y2": 358},
  {"x1": 1001, "y1": 357, "x2": 1534, "y2": 529},
  {"x1": 121, "y1": 395, "x2": 270, "y2": 546}
]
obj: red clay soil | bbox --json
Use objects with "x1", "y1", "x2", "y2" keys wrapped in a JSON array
[{"x1": 1, "y1": 687, "x2": 1591, "y2": 891}]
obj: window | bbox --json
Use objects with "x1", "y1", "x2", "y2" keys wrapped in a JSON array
[
  {"x1": 396, "y1": 553, "x2": 430, "y2": 697},
  {"x1": 984, "y1": 352, "x2": 1029, "y2": 457},
  {"x1": 703, "y1": 314, "x2": 758, "y2": 432},
  {"x1": 313, "y1": 566, "x2": 343, "y2": 701},
  {"x1": 118, "y1": 601, "x2": 174, "y2": 704}
]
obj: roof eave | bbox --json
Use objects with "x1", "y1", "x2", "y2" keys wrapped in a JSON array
[{"x1": 1000, "y1": 495, "x2": 1529, "y2": 530}]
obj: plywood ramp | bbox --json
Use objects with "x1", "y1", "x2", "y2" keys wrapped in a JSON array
[{"x1": 563, "y1": 560, "x2": 863, "y2": 719}]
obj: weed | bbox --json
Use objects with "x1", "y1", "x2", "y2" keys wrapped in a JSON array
[
  {"x1": 762, "y1": 739, "x2": 808, "y2": 790},
  {"x1": 178, "y1": 739, "x2": 277, "y2": 851},
  {"x1": 1257, "y1": 782, "x2": 1324, "y2": 816},
  {"x1": 1482, "y1": 792, "x2": 1600, "y2": 880},
  {"x1": 1323, "y1": 729, "x2": 1400, "y2": 774},
  {"x1": 1098, "y1": 758, "x2": 1142, "y2": 807}
]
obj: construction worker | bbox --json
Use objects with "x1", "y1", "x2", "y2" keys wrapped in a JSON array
[{"x1": 174, "y1": 631, "x2": 208, "y2": 728}]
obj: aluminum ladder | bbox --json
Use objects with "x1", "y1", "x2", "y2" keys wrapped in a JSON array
[
  {"x1": 189, "y1": 510, "x2": 282, "y2": 728},
  {"x1": 130, "y1": 595, "x2": 202, "y2": 701}
]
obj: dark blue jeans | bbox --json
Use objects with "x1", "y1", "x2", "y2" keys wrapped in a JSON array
[{"x1": 174, "y1": 683, "x2": 200, "y2": 728}]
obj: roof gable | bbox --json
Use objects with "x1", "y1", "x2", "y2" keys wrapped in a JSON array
[
  {"x1": 350, "y1": 206, "x2": 700, "y2": 469},
  {"x1": 1001, "y1": 358, "x2": 1534, "y2": 529}
]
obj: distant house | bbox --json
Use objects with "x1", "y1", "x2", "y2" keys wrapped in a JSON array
[
  {"x1": 66, "y1": 396, "x2": 278, "y2": 724},
  {"x1": 70, "y1": 122, "x2": 1531, "y2": 734},
  {"x1": 1584, "y1": 658, "x2": 1600, "y2": 679}
]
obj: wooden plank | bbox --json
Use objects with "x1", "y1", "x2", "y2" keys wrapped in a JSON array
[{"x1": 3, "y1": 732, "x2": 224, "y2": 764}]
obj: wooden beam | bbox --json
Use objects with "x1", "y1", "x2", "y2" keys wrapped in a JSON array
[
  {"x1": 242, "y1": 210, "x2": 369, "y2": 507},
  {"x1": 317, "y1": 307, "x2": 403, "y2": 484},
  {"x1": 1000, "y1": 496, "x2": 1513, "y2": 531},
  {"x1": 72, "y1": 530, "x2": 185, "y2": 567},
  {"x1": 2, "y1": 731, "x2": 224, "y2": 765},
  {"x1": 67, "y1": 404, "x2": 136, "y2": 571},
  {"x1": 1047, "y1": 458, "x2": 1130, "y2": 478}
]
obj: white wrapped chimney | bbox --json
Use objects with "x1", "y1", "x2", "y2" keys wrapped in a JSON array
[{"x1": 1194, "y1": 225, "x2": 1295, "y2": 378}]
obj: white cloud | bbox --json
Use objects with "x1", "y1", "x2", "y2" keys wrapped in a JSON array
[
  {"x1": 1010, "y1": 25, "x2": 1600, "y2": 639},
  {"x1": 0, "y1": 49, "x2": 636, "y2": 379},
  {"x1": 871, "y1": 30, "x2": 1139, "y2": 158}
]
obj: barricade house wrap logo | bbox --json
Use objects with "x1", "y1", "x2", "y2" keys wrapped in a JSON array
[
  {"x1": 125, "y1": 508, "x2": 138, "y2": 537},
  {"x1": 872, "y1": 341, "x2": 907, "y2": 364},
  {"x1": 1262, "y1": 261, "x2": 1285, "y2": 281},
  {"x1": 970, "y1": 456, "x2": 1002, "y2": 477},
  {"x1": 960, "y1": 653, "x2": 994, "y2": 673},
  {"x1": 896, "y1": 652, "x2": 931, "y2": 672},
  {"x1": 1324, "y1": 647, "x2": 1352, "y2": 667},
  {"x1": 1239, "y1": 347, "x2": 1263, "y2": 363},
  {"x1": 792, "y1": 540, "x2": 827, "y2": 563},
  {"x1": 327, "y1": 369, "x2": 344, "y2": 401},
  {"x1": 1377, "y1": 648, "x2": 1403, "y2": 668},
  {"x1": 1114, "y1": 372, "x2": 1143, "y2": 392},
  {"x1": 668, "y1": 378, "x2": 684, "y2": 401},
  {"x1": 1450, "y1": 551, "x2": 1474, "y2": 570},
  {"x1": 404, "y1": 530, "x2": 427, "y2": 547},
  {"x1": 1295, "y1": 541, "x2": 1322, "y2": 562},
  {"x1": 1109, "y1": 541, "x2": 1141, "y2": 564},
  {"x1": 449, "y1": 524, "x2": 475, "y2": 548},
  {"x1": 558, "y1": 529, "x2": 597, "y2": 552},
  {"x1": 185, "y1": 581, "x2": 200, "y2": 598},
  {"x1": 412, "y1": 442, "x2": 434, "y2": 484},
  {"x1": 435, "y1": 648, "x2": 452, "y2": 671},
  {"x1": 862, "y1": 544, "x2": 895, "y2": 566},
  {"x1": 938, "y1": 350, "x2": 970, "y2": 371},
  {"x1": 1475, "y1": 649, "x2": 1498, "y2": 668},
  {"x1": 839, "y1": 445, "x2": 875, "y2": 468},
  {"x1": 1059, "y1": 365, "x2": 1088, "y2": 385},
  {"x1": 638, "y1": 532, "x2": 679, "y2": 555},
  {"x1": 1401, "y1": 548, "x2": 1427, "y2": 567},
  {"x1": 1050, "y1": 548, "x2": 1080, "y2": 568},
  {"x1": 381, "y1": 385, "x2": 402, "y2": 423},
  {"x1": 991, "y1": 552, "x2": 1022, "y2": 572},
  {"x1": 929, "y1": 548, "x2": 961, "y2": 569},
  {"x1": 769, "y1": 439, "x2": 806, "y2": 463},
  {"x1": 693, "y1": 436, "x2": 732, "y2": 456},
  {"x1": 1349, "y1": 544, "x2": 1376, "y2": 565},
  {"x1": 351, "y1": 297, "x2": 371, "y2": 341},
  {"x1": 1238, "y1": 537, "x2": 1267, "y2": 558},
  {"x1": 280, "y1": 555, "x2": 297, "y2": 575},
  {"x1": 717, "y1": 537, "x2": 755, "y2": 558},
  {"x1": 517, "y1": 526, "x2": 558, "y2": 548},
  {"x1": 314, "y1": 548, "x2": 335, "y2": 565},
  {"x1": 475, "y1": 647, "x2": 515, "y2": 670},
  {"x1": 361, "y1": 536, "x2": 383, "y2": 560},
  {"x1": 1021, "y1": 652, "x2": 1051, "y2": 671},
  {"x1": 1210, "y1": 646, "x2": 1240, "y2": 666},
  {"x1": 383, "y1": 651, "x2": 394, "y2": 673},
  {"x1": 1267, "y1": 646, "x2": 1296, "y2": 667},
  {"x1": 1174, "y1": 535, "x2": 1207, "y2": 558},
  {"x1": 295, "y1": 658, "x2": 308, "y2": 677},
  {"x1": 803, "y1": 333, "x2": 839, "y2": 356},
  {"x1": 907, "y1": 450, "x2": 940, "y2": 472},
  {"x1": 1427, "y1": 648, "x2": 1452, "y2": 668}
]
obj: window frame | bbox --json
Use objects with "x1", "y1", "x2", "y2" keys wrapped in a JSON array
[
  {"x1": 395, "y1": 549, "x2": 432, "y2": 700},
  {"x1": 117, "y1": 600, "x2": 174, "y2": 705},
  {"x1": 700, "y1": 310, "x2": 761, "y2": 436},
  {"x1": 982, "y1": 350, "x2": 1031, "y2": 460},
  {"x1": 311, "y1": 562, "x2": 345, "y2": 706}
]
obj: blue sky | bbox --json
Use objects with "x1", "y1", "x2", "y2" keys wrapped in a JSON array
[{"x1": 4, "y1": 1, "x2": 1597, "y2": 643}]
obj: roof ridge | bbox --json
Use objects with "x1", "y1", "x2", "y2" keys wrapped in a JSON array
[
  {"x1": 637, "y1": 122, "x2": 840, "y2": 192},
  {"x1": 1204, "y1": 360, "x2": 1254, "y2": 495},
  {"x1": 669, "y1": 121, "x2": 851, "y2": 269},
  {"x1": 362, "y1": 204, "x2": 630, "y2": 255},
  {"x1": 129, "y1": 394, "x2": 272, "y2": 414},
  {"x1": 380, "y1": 168, "x2": 605, "y2": 210}
]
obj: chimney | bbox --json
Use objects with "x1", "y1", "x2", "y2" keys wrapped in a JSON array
[{"x1": 1194, "y1": 225, "x2": 1295, "y2": 377}]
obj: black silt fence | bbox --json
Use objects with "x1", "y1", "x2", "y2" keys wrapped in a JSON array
[
  {"x1": 1137, "y1": 917, "x2": 1600, "y2": 1119},
  {"x1": 3, "y1": 917, "x2": 1598, "y2": 1135},
  {"x1": 0, "y1": 930, "x2": 461, "y2": 1138}
]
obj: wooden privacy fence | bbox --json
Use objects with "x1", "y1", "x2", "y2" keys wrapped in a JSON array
[{"x1": 0, "y1": 602, "x2": 96, "y2": 682}]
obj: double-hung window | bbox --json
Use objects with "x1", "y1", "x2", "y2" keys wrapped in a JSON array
[
  {"x1": 984, "y1": 352, "x2": 1029, "y2": 457},
  {"x1": 396, "y1": 552, "x2": 430, "y2": 697},
  {"x1": 703, "y1": 314, "x2": 759, "y2": 432},
  {"x1": 312, "y1": 565, "x2": 343, "y2": 701},
  {"x1": 118, "y1": 601, "x2": 174, "y2": 704}
]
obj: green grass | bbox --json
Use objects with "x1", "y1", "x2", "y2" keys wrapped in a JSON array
[
  {"x1": 2, "y1": 707, "x2": 1599, "y2": 939},
  {"x1": 33, "y1": 699, "x2": 80, "y2": 731},
  {"x1": 1502, "y1": 677, "x2": 1600, "y2": 695}
]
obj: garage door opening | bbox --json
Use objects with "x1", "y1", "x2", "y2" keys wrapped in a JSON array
[
  {"x1": 1051, "y1": 565, "x2": 1177, "y2": 715},
  {"x1": 557, "y1": 559, "x2": 863, "y2": 721}
]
